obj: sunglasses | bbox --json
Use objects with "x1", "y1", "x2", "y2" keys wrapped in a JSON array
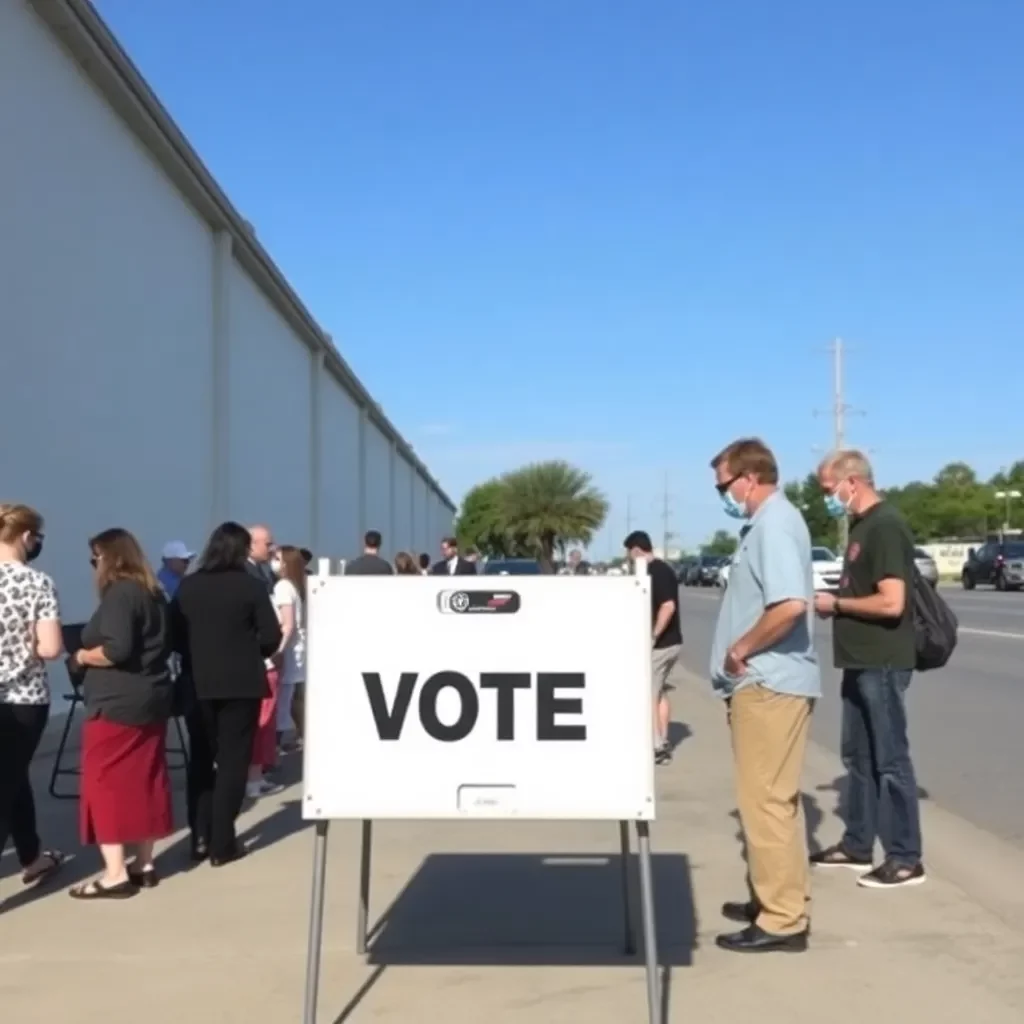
[{"x1": 715, "y1": 473, "x2": 743, "y2": 496}]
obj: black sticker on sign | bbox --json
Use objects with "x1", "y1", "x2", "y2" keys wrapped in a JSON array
[{"x1": 436, "y1": 590, "x2": 521, "y2": 615}]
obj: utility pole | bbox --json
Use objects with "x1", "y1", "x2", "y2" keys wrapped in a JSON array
[
  {"x1": 831, "y1": 337, "x2": 851, "y2": 550},
  {"x1": 660, "y1": 470, "x2": 674, "y2": 560}
]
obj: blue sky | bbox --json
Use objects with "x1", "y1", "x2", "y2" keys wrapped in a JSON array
[{"x1": 96, "y1": 0, "x2": 1024, "y2": 557}]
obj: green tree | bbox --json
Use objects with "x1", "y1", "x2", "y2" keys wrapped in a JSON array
[
  {"x1": 498, "y1": 460, "x2": 608, "y2": 571},
  {"x1": 786, "y1": 473, "x2": 839, "y2": 549},
  {"x1": 703, "y1": 529, "x2": 738, "y2": 556},
  {"x1": 454, "y1": 479, "x2": 513, "y2": 558}
]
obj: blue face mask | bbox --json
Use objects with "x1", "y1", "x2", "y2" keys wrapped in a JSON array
[
  {"x1": 720, "y1": 490, "x2": 748, "y2": 520},
  {"x1": 823, "y1": 492, "x2": 848, "y2": 519}
]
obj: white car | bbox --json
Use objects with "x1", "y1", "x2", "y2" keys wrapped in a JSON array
[{"x1": 811, "y1": 546, "x2": 843, "y2": 592}]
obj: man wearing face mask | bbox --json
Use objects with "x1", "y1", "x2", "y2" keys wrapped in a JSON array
[
  {"x1": 813, "y1": 449, "x2": 924, "y2": 891},
  {"x1": 708, "y1": 438, "x2": 819, "y2": 953}
]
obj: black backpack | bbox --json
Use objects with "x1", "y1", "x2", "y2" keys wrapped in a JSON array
[{"x1": 912, "y1": 568, "x2": 958, "y2": 671}]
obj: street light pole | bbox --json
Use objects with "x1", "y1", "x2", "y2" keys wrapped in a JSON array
[{"x1": 994, "y1": 489, "x2": 1022, "y2": 537}]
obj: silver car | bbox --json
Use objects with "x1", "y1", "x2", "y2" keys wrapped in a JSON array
[{"x1": 914, "y1": 548, "x2": 939, "y2": 587}]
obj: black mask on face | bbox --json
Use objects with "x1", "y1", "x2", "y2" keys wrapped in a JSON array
[{"x1": 24, "y1": 534, "x2": 43, "y2": 563}]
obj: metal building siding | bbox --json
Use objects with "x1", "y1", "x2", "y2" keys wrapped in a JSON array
[
  {"x1": 4, "y1": 0, "x2": 456, "y2": 625},
  {"x1": 0, "y1": 0, "x2": 215, "y2": 623},
  {"x1": 392, "y1": 456, "x2": 415, "y2": 555},
  {"x1": 362, "y1": 421, "x2": 393, "y2": 553},
  {"x1": 226, "y1": 261, "x2": 313, "y2": 544},
  {"x1": 318, "y1": 375, "x2": 362, "y2": 558}
]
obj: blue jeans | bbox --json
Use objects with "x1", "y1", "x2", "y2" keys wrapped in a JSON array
[{"x1": 840, "y1": 667, "x2": 922, "y2": 866}]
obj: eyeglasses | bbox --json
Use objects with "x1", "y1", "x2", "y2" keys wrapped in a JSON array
[{"x1": 715, "y1": 473, "x2": 742, "y2": 496}]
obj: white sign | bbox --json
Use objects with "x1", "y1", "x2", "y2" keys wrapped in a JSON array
[{"x1": 302, "y1": 576, "x2": 655, "y2": 821}]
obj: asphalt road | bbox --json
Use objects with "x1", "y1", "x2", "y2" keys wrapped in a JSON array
[{"x1": 675, "y1": 585, "x2": 1024, "y2": 849}]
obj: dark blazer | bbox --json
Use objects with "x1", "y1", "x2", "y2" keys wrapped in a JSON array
[
  {"x1": 79, "y1": 580, "x2": 173, "y2": 727},
  {"x1": 430, "y1": 557, "x2": 477, "y2": 576},
  {"x1": 171, "y1": 568, "x2": 282, "y2": 701}
]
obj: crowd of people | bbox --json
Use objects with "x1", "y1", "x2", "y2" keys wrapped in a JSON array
[
  {"x1": 0, "y1": 505, "x2": 477, "y2": 901},
  {"x1": 2, "y1": 452, "x2": 924, "y2": 934}
]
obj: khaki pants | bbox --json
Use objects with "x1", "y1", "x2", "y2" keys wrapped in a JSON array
[{"x1": 729, "y1": 684, "x2": 813, "y2": 935}]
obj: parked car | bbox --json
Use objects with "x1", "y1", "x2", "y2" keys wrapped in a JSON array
[
  {"x1": 913, "y1": 548, "x2": 939, "y2": 587},
  {"x1": 675, "y1": 556, "x2": 697, "y2": 583},
  {"x1": 811, "y1": 546, "x2": 843, "y2": 593},
  {"x1": 685, "y1": 554, "x2": 728, "y2": 587},
  {"x1": 961, "y1": 541, "x2": 1024, "y2": 591},
  {"x1": 482, "y1": 558, "x2": 545, "y2": 576}
]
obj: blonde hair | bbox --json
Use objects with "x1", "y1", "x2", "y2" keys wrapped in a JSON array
[
  {"x1": 819, "y1": 449, "x2": 875, "y2": 487},
  {"x1": 0, "y1": 504, "x2": 43, "y2": 545}
]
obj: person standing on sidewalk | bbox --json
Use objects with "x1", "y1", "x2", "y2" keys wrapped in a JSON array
[
  {"x1": 813, "y1": 449, "x2": 925, "y2": 890},
  {"x1": 708, "y1": 438, "x2": 819, "y2": 953},
  {"x1": 623, "y1": 530, "x2": 681, "y2": 766}
]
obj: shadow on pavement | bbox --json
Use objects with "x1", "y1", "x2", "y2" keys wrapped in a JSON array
[
  {"x1": 667, "y1": 720, "x2": 692, "y2": 750},
  {"x1": 333, "y1": 851, "x2": 696, "y2": 1023}
]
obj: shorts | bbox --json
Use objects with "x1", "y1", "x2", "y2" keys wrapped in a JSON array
[{"x1": 652, "y1": 644, "x2": 681, "y2": 698}]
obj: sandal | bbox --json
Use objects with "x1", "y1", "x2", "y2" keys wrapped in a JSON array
[
  {"x1": 22, "y1": 850, "x2": 66, "y2": 886},
  {"x1": 68, "y1": 878, "x2": 138, "y2": 900}
]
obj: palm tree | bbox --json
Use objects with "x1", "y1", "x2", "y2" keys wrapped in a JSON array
[{"x1": 498, "y1": 461, "x2": 608, "y2": 570}]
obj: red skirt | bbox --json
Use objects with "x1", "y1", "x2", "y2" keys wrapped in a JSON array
[
  {"x1": 251, "y1": 667, "x2": 280, "y2": 768},
  {"x1": 80, "y1": 717, "x2": 173, "y2": 845}
]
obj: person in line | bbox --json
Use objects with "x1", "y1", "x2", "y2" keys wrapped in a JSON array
[
  {"x1": 430, "y1": 537, "x2": 476, "y2": 576},
  {"x1": 345, "y1": 530, "x2": 394, "y2": 575},
  {"x1": 0, "y1": 504, "x2": 66, "y2": 889},
  {"x1": 271, "y1": 546, "x2": 307, "y2": 753},
  {"x1": 623, "y1": 531, "x2": 682, "y2": 766},
  {"x1": 247, "y1": 524, "x2": 281, "y2": 791},
  {"x1": 813, "y1": 449, "x2": 925, "y2": 889},
  {"x1": 156, "y1": 540, "x2": 194, "y2": 599},
  {"x1": 172, "y1": 522, "x2": 282, "y2": 866},
  {"x1": 247, "y1": 523, "x2": 277, "y2": 591},
  {"x1": 564, "y1": 549, "x2": 592, "y2": 576},
  {"x1": 68, "y1": 528, "x2": 175, "y2": 899},
  {"x1": 393, "y1": 551, "x2": 420, "y2": 575},
  {"x1": 418, "y1": 552, "x2": 431, "y2": 575},
  {"x1": 709, "y1": 438, "x2": 819, "y2": 953}
]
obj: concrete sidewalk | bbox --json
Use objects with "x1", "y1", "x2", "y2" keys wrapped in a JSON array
[{"x1": 3, "y1": 672, "x2": 1024, "y2": 1024}]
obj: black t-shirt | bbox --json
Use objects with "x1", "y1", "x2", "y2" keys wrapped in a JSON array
[
  {"x1": 649, "y1": 558, "x2": 683, "y2": 649},
  {"x1": 833, "y1": 502, "x2": 916, "y2": 670}
]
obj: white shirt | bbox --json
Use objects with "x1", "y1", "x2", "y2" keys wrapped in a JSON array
[
  {"x1": 0, "y1": 563, "x2": 60, "y2": 705},
  {"x1": 447, "y1": 557, "x2": 458, "y2": 575},
  {"x1": 272, "y1": 578, "x2": 306, "y2": 685}
]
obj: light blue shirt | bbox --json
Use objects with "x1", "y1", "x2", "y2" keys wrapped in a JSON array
[
  {"x1": 157, "y1": 565, "x2": 183, "y2": 600},
  {"x1": 709, "y1": 491, "x2": 821, "y2": 700}
]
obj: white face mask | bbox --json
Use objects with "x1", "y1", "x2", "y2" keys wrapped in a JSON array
[{"x1": 270, "y1": 558, "x2": 283, "y2": 575}]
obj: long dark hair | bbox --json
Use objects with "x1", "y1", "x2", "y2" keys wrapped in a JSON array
[{"x1": 200, "y1": 521, "x2": 252, "y2": 572}]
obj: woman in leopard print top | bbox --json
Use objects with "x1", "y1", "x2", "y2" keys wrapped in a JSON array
[{"x1": 0, "y1": 503, "x2": 66, "y2": 889}]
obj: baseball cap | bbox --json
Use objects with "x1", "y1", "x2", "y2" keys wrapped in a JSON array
[{"x1": 162, "y1": 540, "x2": 195, "y2": 560}]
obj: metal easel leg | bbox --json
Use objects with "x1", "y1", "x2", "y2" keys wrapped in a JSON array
[
  {"x1": 356, "y1": 819, "x2": 373, "y2": 955},
  {"x1": 635, "y1": 820, "x2": 661, "y2": 1024},
  {"x1": 618, "y1": 820, "x2": 636, "y2": 955},
  {"x1": 302, "y1": 821, "x2": 330, "y2": 1024}
]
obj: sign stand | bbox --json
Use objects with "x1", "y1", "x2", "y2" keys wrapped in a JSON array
[
  {"x1": 301, "y1": 816, "x2": 661, "y2": 1024},
  {"x1": 300, "y1": 559, "x2": 661, "y2": 1023}
]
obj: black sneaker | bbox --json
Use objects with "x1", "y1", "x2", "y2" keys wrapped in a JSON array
[
  {"x1": 809, "y1": 844, "x2": 873, "y2": 870},
  {"x1": 654, "y1": 744, "x2": 672, "y2": 766},
  {"x1": 857, "y1": 860, "x2": 926, "y2": 890}
]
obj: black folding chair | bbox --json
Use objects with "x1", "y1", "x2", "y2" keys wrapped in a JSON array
[{"x1": 48, "y1": 625, "x2": 190, "y2": 800}]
